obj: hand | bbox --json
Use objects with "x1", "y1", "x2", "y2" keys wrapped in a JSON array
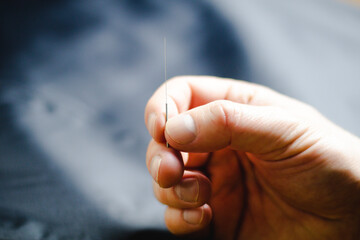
[{"x1": 144, "y1": 76, "x2": 360, "y2": 240}]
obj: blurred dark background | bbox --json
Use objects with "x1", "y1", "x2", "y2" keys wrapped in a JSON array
[
  {"x1": 1, "y1": 0, "x2": 359, "y2": 239},
  {"x1": 0, "y1": 1, "x2": 244, "y2": 239}
]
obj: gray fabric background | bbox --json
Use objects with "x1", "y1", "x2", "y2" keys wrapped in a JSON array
[{"x1": 0, "y1": 0, "x2": 359, "y2": 239}]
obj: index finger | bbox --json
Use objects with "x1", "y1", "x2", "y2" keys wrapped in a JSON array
[{"x1": 144, "y1": 75, "x2": 280, "y2": 142}]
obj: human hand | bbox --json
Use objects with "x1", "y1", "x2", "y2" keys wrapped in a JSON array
[{"x1": 144, "y1": 76, "x2": 360, "y2": 240}]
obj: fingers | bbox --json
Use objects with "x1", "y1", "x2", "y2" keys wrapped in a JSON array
[
  {"x1": 165, "y1": 204, "x2": 212, "y2": 235},
  {"x1": 147, "y1": 140, "x2": 213, "y2": 236},
  {"x1": 144, "y1": 76, "x2": 285, "y2": 143},
  {"x1": 165, "y1": 100, "x2": 310, "y2": 158},
  {"x1": 147, "y1": 139, "x2": 213, "y2": 235},
  {"x1": 147, "y1": 140, "x2": 212, "y2": 208},
  {"x1": 146, "y1": 139, "x2": 184, "y2": 188},
  {"x1": 153, "y1": 170, "x2": 211, "y2": 209}
]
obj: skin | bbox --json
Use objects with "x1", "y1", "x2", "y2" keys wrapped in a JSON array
[{"x1": 144, "y1": 76, "x2": 360, "y2": 239}]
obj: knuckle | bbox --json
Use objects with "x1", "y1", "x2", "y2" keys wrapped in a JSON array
[
  {"x1": 208, "y1": 100, "x2": 239, "y2": 132},
  {"x1": 226, "y1": 82, "x2": 258, "y2": 104}
]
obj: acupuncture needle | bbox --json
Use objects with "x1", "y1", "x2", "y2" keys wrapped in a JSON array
[{"x1": 164, "y1": 37, "x2": 169, "y2": 148}]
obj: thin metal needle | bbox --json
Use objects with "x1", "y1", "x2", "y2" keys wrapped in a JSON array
[{"x1": 164, "y1": 37, "x2": 169, "y2": 148}]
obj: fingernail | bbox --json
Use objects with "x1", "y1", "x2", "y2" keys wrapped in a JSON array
[
  {"x1": 147, "y1": 113, "x2": 156, "y2": 137},
  {"x1": 183, "y1": 207, "x2": 204, "y2": 225},
  {"x1": 174, "y1": 178, "x2": 199, "y2": 202},
  {"x1": 150, "y1": 155, "x2": 161, "y2": 182},
  {"x1": 166, "y1": 114, "x2": 196, "y2": 144}
]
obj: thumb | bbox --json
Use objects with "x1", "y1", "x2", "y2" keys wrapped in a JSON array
[{"x1": 165, "y1": 100, "x2": 310, "y2": 159}]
